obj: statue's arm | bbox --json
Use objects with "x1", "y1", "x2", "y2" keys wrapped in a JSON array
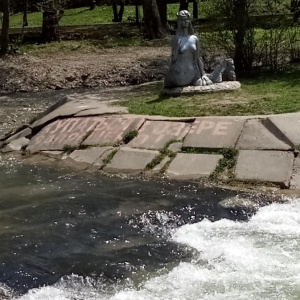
[
  {"x1": 171, "y1": 37, "x2": 178, "y2": 63},
  {"x1": 195, "y1": 37, "x2": 205, "y2": 77}
]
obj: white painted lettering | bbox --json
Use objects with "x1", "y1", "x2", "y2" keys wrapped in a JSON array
[
  {"x1": 212, "y1": 121, "x2": 232, "y2": 136},
  {"x1": 196, "y1": 120, "x2": 215, "y2": 134}
]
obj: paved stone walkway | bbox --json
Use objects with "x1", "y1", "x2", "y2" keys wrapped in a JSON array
[{"x1": 1, "y1": 93, "x2": 300, "y2": 190}]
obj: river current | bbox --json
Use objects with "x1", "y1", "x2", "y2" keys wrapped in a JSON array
[{"x1": 0, "y1": 155, "x2": 299, "y2": 299}]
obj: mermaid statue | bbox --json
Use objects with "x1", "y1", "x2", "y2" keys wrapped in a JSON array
[{"x1": 164, "y1": 10, "x2": 236, "y2": 89}]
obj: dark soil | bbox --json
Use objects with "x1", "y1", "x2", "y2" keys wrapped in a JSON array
[{"x1": 0, "y1": 46, "x2": 170, "y2": 94}]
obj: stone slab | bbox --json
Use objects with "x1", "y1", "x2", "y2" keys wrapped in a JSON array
[
  {"x1": 163, "y1": 81, "x2": 241, "y2": 96},
  {"x1": 74, "y1": 104, "x2": 128, "y2": 116},
  {"x1": 129, "y1": 121, "x2": 190, "y2": 150},
  {"x1": 235, "y1": 150, "x2": 294, "y2": 186},
  {"x1": 236, "y1": 119, "x2": 291, "y2": 150},
  {"x1": 93, "y1": 148, "x2": 117, "y2": 168},
  {"x1": 27, "y1": 117, "x2": 101, "y2": 151},
  {"x1": 30, "y1": 98, "x2": 110, "y2": 130},
  {"x1": 69, "y1": 146, "x2": 114, "y2": 167},
  {"x1": 33, "y1": 97, "x2": 68, "y2": 121},
  {"x1": 82, "y1": 117, "x2": 144, "y2": 146},
  {"x1": 0, "y1": 124, "x2": 29, "y2": 142},
  {"x1": 1, "y1": 137, "x2": 29, "y2": 153},
  {"x1": 166, "y1": 153, "x2": 223, "y2": 179},
  {"x1": 42, "y1": 151, "x2": 63, "y2": 156},
  {"x1": 266, "y1": 113, "x2": 300, "y2": 146},
  {"x1": 4, "y1": 127, "x2": 32, "y2": 144},
  {"x1": 168, "y1": 142, "x2": 183, "y2": 153},
  {"x1": 183, "y1": 117, "x2": 245, "y2": 149},
  {"x1": 152, "y1": 156, "x2": 171, "y2": 174},
  {"x1": 290, "y1": 156, "x2": 300, "y2": 189},
  {"x1": 104, "y1": 147, "x2": 159, "y2": 174}
]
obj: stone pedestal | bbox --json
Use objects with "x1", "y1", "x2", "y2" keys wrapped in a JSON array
[{"x1": 163, "y1": 81, "x2": 241, "y2": 96}]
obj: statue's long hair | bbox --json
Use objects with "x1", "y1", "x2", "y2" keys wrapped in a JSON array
[{"x1": 171, "y1": 10, "x2": 194, "y2": 62}]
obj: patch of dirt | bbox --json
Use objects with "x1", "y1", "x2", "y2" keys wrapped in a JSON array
[{"x1": 0, "y1": 46, "x2": 170, "y2": 94}]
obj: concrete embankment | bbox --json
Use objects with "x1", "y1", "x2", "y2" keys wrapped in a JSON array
[{"x1": 1, "y1": 91, "x2": 300, "y2": 192}]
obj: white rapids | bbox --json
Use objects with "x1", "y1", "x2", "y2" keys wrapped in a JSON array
[{"x1": 14, "y1": 198, "x2": 300, "y2": 300}]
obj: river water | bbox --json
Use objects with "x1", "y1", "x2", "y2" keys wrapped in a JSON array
[{"x1": 0, "y1": 155, "x2": 300, "y2": 300}]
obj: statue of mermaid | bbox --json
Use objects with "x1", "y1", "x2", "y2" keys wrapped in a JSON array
[{"x1": 164, "y1": 10, "x2": 236, "y2": 89}]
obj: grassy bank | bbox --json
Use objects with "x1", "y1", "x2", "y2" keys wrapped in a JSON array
[
  {"x1": 16, "y1": 38, "x2": 300, "y2": 117},
  {"x1": 120, "y1": 68, "x2": 300, "y2": 117},
  {"x1": 8, "y1": 4, "x2": 187, "y2": 28},
  {"x1": 7, "y1": 0, "x2": 293, "y2": 28}
]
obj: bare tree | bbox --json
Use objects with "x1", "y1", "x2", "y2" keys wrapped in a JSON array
[
  {"x1": 206, "y1": 0, "x2": 255, "y2": 73},
  {"x1": 41, "y1": 0, "x2": 65, "y2": 43},
  {"x1": 232, "y1": 0, "x2": 252, "y2": 71},
  {"x1": 179, "y1": 0, "x2": 189, "y2": 11},
  {"x1": 142, "y1": 0, "x2": 166, "y2": 39},
  {"x1": 23, "y1": 0, "x2": 28, "y2": 26},
  {"x1": 112, "y1": 0, "x2": 125, "y2": 22},
  {"x1": 1, "y1": 0, "x2": 10, "y2": 55},
  {"x1": 156, "y1": 0, "x2": 167, "y2": 28}
]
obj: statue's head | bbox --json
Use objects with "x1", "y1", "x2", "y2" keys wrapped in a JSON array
[
  {"x1": 176, "y1": 10, "x2": 193, "y2": 35},
  {"x1": 177, "y1": 10, "x2": 191, "y2": 19}
]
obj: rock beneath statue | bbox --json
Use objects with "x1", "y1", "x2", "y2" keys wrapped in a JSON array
[{"x1": 163, "y1": 81, "x2": 241, "y2": 96}]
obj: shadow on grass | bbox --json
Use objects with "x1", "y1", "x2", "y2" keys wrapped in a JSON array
[
  {"x1": 240, "y1": 65, "x2": 300, "y2": 88},
  {"x1": 147, "y1": 93, "x2": 171, "y2": 104},
  {"x1": 64, "y1": 8, "x2": 91, "y2": 16}
]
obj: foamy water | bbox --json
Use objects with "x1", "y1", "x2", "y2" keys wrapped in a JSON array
[{"x1": 12, "y1": 199, "x2": 300, "y2": 300}]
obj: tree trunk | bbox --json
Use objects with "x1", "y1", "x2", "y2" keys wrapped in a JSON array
[
  {"x1": 156, "y1": 0, "x2": 167, "y2": 27},
  {"x1": 112, "y1": 0, "x2": 124, "y2": 22},
  {"x1": 89, "y1": 0, "x2": 96, "y2": 10},
  {"x1": 142, "y1": 0, "x2": 165, "y2": 39},
  {"x1": 233, "y1": 0, "x2": 249, "y2": 72},
  {"x1": 118, "y1": 1, "x2": 124, "y2": 21},
  {"x1": 23, "y1": 0, "x2": 28, "y2": 26},
  {"x1": 135, "y1": 4, "x2": 140, "y2": 24},
  {"x1": 193, "y1": 0, "x2": 198, "y2": 20},
  {"x1": 41, "y1": 1, "x2": 60, "y2": 43},
  {"x1": 112, "y1": 1, "x2": 119, "y2": 21},
  {"x1": 179, "y1": 0, "x2": 189, "y2": 11},
  {"x1": 1, "y1": 0, "x2": 9, "y2": 55}
]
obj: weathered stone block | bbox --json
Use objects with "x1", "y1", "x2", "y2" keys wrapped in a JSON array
[
  {"x1": 27, "y1": 117, "x2": 101, "y2": 151},
  {"x1": 129, "y1": 121, "x2": 190, "y2": 150},
  {"x1": 30, "y1": 98, "x2": 105, "y2": 130},
  {"x1": 166, "y1": 153, "x2": 223, "y2": 179},
  {"x1": 1, "y1": 137, "x2": 29, "y2": 153},
  {"x1": 290, "y1": 156, "x2": 300, "y2": 189},
  {"x1": 235, "y1": 150, "x2": 294, "y2": 187},
  {"x1": 236, "y1": 119, "x2": 291, "y2": 150},
  {"x1": 82, "y1": 117, "x2": 144, "y2": 146},
  {"x1": 163, "y1": 82, "x2": 241, "y2": 96},
  {"x1": 104, "y1": 147, "x2": 159, "y2": 174},
  {"x1": 266, "y1": 114, "x2": 300, "y2": 147},
  {"x1": 4, "y1": 127, "x2": 32, "y2": 144},
  {"x1": 69, "y1": 147, "x2": 114, "y2": 166},
  {"x1": 168, "y1": 142, "x2": 183, "y2": 153},
  {"x1": 183, "y1": 117, "x2": 245, "y2": 149},
  {"x1": 151, "y1": 156, "x2": 171, "y2": 174}
]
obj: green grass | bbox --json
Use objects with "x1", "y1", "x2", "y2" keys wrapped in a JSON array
[
  {"x1": 123, "y1": 130, "x2": 138, "y2": 144},
  {"x1": 118, "y1": 68, "x2": 300, "y2": 117},
  {"x1": 6, "y1": 1, "x2": 293, "y2": 29},
  {"x1": 8, "y1": 4, "x2": 181, "y2": 28}
]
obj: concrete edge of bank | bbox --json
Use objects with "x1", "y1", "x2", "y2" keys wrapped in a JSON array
[{"x1": 1, "y1": 90, "x2": 300, "y2": 195}]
